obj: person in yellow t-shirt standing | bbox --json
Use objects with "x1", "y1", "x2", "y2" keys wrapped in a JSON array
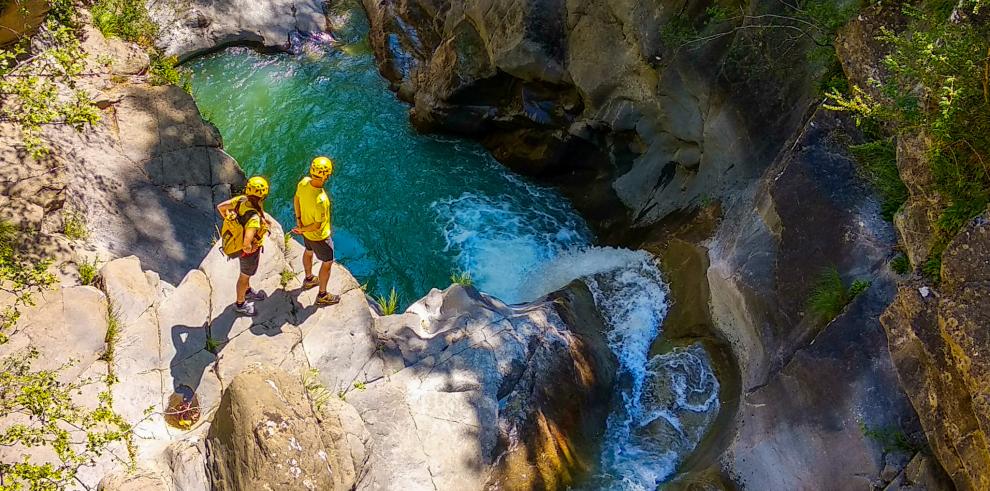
[
  {"x1": 216, "y1": 176, "x2": 270, "y2": 317},
  {"x1": 292, "y1": 156, "x2": 339, "y2": 306}
]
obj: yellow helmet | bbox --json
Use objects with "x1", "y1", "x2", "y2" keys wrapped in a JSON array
[
  {"x1": 310, "y1": 156, "x2": 333, "y2": 179},
  {"x1": 244, "y1": 176, "x2": 269, "y2": 199}
]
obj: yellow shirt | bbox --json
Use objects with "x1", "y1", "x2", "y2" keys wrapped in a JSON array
[
  {"x1": 295, "y1": 177, "x2": 332, "y2": 241},
  {"x1": 236, "y1": 196, "x2": 265, "y2": 246}
]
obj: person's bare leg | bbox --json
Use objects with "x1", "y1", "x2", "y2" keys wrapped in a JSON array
[
  {"x1": 317, "y1": 260, "x2": 332, "y2": 295},
  {"x1": 236, "y1": 273, "x2": 250, "y2": 304},
  {"x1": 302, "y1": 249, "x2": 314, "y2": 278}
]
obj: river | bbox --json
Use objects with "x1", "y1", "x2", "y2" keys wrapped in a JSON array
[{"x1": 186, "y1": 7, "x2": 718, "y2": 488}]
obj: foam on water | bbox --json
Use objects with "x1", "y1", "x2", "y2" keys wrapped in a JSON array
[{"x1": 434, "y1": 185, "x2": 720, "y2": 489}]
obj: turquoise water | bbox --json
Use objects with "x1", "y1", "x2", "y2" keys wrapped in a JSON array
[
  {"x1": 188, "y1": 43, "x2": 589, "y2": 304},
  {"x1": 187, "y1": 18, "x2": 717, "y2": 489}
]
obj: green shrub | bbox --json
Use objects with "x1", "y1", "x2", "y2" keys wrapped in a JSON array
[
  {"x1": 890, "y1": 254, "x2": 910, "y2": 274},
  {"x1": 1, "y1": 1, "x2": 100, "y2": 158},
  {"x1": 828, "y1": 2, "x2": 990, "y2": 254},
  {"x1": 78, "y1": 256, "x2": 99, "y2": 285},
  {"x1": 0, "y1": 348, "x2": 134, "y2": 488},
  {"x1": 450, "y1": 270, "x2": 473, "y2": 287},
  {"x1": 849, "y1": 139, "x2": 909, "y2": 221},
  {"x1": 280, "y1": 268, "x2": 298, "y2": 289},
  {"x1": 807, "y1": 267, "x2": 871, "y2": 322},
  {"x1": 205, "y1": 336, "x2": 220, "y2": 354},
  {"x1": 62, "y1": 209, "x2": 88, "y2": 240},
  {"x1": 861, "y1": 422, "x2": 922, "y2": 454},
  {"x1": 149, "y1": 54, "x2": 190, "y2": 90},
  {"x1": 99, "y1": 301, "x2": 121, "y2": 363},
  {"x1": 91, "y1": 0, "x2": 157, "y2": 45},
  {"x1": 0, "y1": 221, "x2": 56, "y2": 342},
  {"x1": 375, "y1": 288, "x2": 399, "y2": 315}
]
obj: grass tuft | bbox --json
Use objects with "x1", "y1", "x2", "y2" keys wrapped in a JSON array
[
  {"x1": 205, "y1": 336, "x2": 220, "y2": 354},
  {"x1": 807, "y1": 267, "x2": 871, "y2": 322},
  {"x1": 78, "y1": 257, "x2": 99, "y2": 286},
  {"x1": 280, "y1": 269, "x2": 298, "y2": 289},
  {"x1": 890, "y1": 254, "x2": 910, "y2": 275},
  {"x1": 375, "y1": 288, "x2": 399, "y2": 315},
  {"x1": 450, "y1": 270, "x2": 473, "y2": 287},
  {"x1": 302, "y1": 368, "x2": 333, "y2": 411},
  {"x1": 63, "y1": 210, "x2": 88, "y2": 240},
  {"x1": 849, "y1": 139, "x2": 908, "y2": 221},
  {"x1": 100, "y1": 301, "x2": 121, "y2": 363}
]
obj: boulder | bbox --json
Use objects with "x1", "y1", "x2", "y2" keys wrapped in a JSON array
[
  {"x1": 349, "y1": 282, "x2": 615, "y2": 490},
  {"x1": 98, "y1": 467, "x2": 172, "y2": 491},
  {"x1": 149, "y1": 0, "x2": 328, "y2": 60},
  {"x1": 204, "y1": 364, "x2": 366, "y2": 491}
]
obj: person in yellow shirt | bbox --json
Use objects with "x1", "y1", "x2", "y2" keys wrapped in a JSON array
[
  {"x1": 292, "y1": 156, "x2": 339, "y2": 306},
  {"x1": 216, "y1": 176, "x2": 270, "y2": 316}
]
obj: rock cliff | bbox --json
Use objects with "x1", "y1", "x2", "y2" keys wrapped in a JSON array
[{"x1": 360, "y1": 0, "x2": 834, "y2": 232}]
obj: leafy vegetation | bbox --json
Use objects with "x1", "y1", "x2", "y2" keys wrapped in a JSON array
[
  {"x1": 149, "y1": 54, "x2": 189, "y2": 90},
  {"x1": 62, "y1": 209, "x2": 88, "y2": 240},
  {"x1": 861, "y1": 422, "x2": 923, "y2": 454},
  {"x1": 890, "y1": 254, "x2": 910, "y2": 274},
  {"x1": 848, "y1": 139, "x2": 909, "y2": 221},
  {"x1": 375, "y1": 288, "x2": 399, "y2": 315},
  {"x1": 302, "y1": 368, "x2": 333, "y2": 410},
  {"x1": 0, "y1": 221, "x2": 56, "y2": 343},
  {"x1": 450, "y1": 270, "x2": 472, "y2": 287},
  {"x1": 205, "y1": 336, "x2": 220, "y2": 354},
  {"x1": 0, "y1": 223, "x2": 132, "y2": 488},
  {"x1": 1, "y1": 0, "x2": 100, "y2": 158},
  {"x1": 827, "y1": 1, "x2": 990, "y2": 273},
  {"x1": 78, "y1": 256, "x2": 99, "y2": 285},
  {"x1": 90, "y1": 0, "x2": 157, "y2": 46},
  {"x1": 0, "y1": 349, "x2": 134, "y2": 489},
  {"x1": 807, "y1": 266, "x2": 870, "y2": 321}
]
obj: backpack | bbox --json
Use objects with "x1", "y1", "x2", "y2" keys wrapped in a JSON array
[{"x1": 219, "y1": 197, "x2": 267, "y2": 257}]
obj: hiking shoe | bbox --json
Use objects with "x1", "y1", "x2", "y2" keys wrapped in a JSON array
[
  {"x1": 315, "y1": 292, "x2": 340, "y2": 306},
  {"x1": 302, "y1": 276, "x2": 319, "y2": 290},
  {"x1": 245, "y1": 288, "x2": 267, "y2": 302},
  {"x1": 234, "y1": 301, "x2": 257, "y2": 317}
]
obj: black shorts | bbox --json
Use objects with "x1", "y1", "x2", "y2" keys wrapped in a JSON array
[
  {"x1": 238, "y1": 250, "x2": 260, "y2": 276},
  {"x1": 303, "y1": 236, "x2": 334, "y2": 262}
]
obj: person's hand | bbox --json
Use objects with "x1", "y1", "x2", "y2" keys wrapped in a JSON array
[
  {"x1": 291, "y1": 227, "x2": 302, "y2": 235},
  {"x1": 243, "y1": 243, "x2": 257, "y2": 255}
]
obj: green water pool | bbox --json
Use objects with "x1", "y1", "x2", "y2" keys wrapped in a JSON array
[{"x1": 187, "y1": 42, "x2": 589, "y2": 305}]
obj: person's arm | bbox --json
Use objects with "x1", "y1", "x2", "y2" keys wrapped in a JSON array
[
  {"x1": 216, "y1": 197, "x2": 237, "y2": 218},
  {"x1": 293, "y1": 195, "x2": 302, "y2": 228},
  {"x1": 242, "y1": 226, "x2": 258, "y2": 254}
]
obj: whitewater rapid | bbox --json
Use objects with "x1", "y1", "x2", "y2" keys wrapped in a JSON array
[{"x1": 433, "y1": 186, "x2": 720, "y2": 489}]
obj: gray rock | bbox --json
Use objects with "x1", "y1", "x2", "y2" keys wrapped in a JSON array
[
  {"x1": 148, "y1": 0, "x2": 328, "y2": 60},
  {"x1": 205, "y1": 364, "x2": 364, "y2": 491},
  {"x1": 362, "y1": 0, "x2": 827, "y2": 232}
]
